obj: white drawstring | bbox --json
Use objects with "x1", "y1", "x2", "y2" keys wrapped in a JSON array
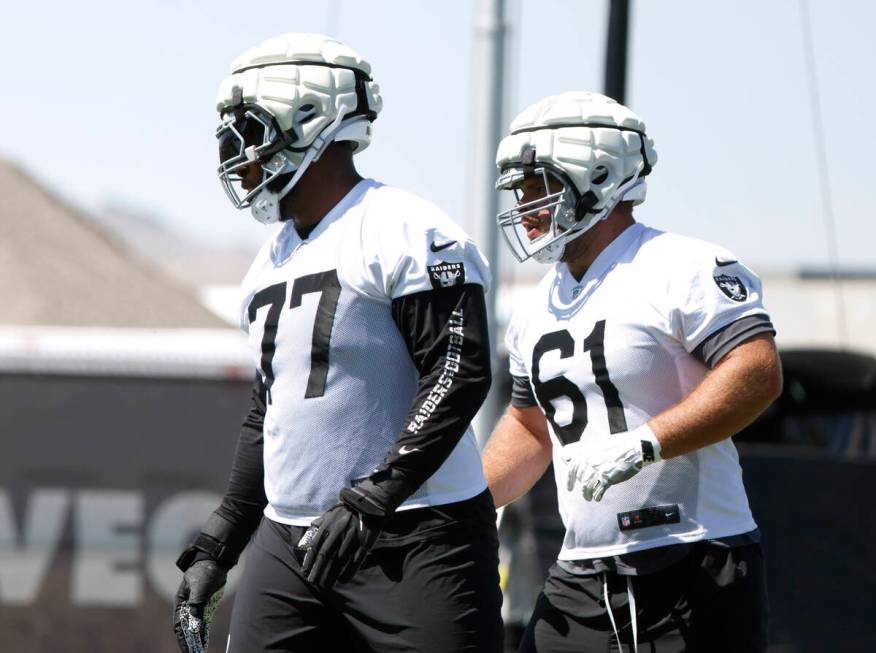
[
  {"x1": 602, "y1": 573, "x2": 639, "y2": 653},
  {"x1": 603, "y1": 574, "x2": 623, "y2": 652},
  {"x1": 627, "y1": 576, "x2": 638, "y2": 653}
]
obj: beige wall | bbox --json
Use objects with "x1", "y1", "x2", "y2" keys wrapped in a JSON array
[{"x1": 763, "y1": 274, "x2": 876, "y2": 355}]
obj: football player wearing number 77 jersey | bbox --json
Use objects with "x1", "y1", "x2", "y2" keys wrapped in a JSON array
[
  {"x1": 482, "y1": 92, "x2": 781, "y2": 653},
  {"x1": 172, "y1": 33, "x2": 503, "y2": 653}
]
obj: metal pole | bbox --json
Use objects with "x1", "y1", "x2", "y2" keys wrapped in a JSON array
[
  {"x1": 604, "y1": 0, "x2": 630, "y2": 104},
  {"x1": 799, "y1": 0, "x2": 847, "y2": 347},
  {"x1": 470, "y1": 0, "x2": 507, "y2": 448}
]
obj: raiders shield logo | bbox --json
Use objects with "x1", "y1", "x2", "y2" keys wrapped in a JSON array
[
  {"x1": 428, "y1": 262, "x2": 465, "y2": 289},
  {"x1": 714, "y1": 273, "x2": 748, "y2": 302}
]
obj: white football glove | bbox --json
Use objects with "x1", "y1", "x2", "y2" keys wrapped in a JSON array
[{"x1": 562, "y1": 424, "x2": 662, "y2": 502}]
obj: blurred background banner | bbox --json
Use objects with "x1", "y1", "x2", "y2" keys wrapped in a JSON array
[
  {"x1": 1, "y1": 1, "x2": 875, "y2": 651},
  {"x1": 0, "y1": 370, "x2": 249, "y2": 652}
]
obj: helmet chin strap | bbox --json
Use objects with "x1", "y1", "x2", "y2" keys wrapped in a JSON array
[
  {"x1": 531, "y1": 176, "x2": 648, "y2": 264},
  {"x1": 249, "y1": 110, "x2": 360, "y2": 225}
]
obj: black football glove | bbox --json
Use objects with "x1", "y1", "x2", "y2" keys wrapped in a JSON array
[
  {"x1": 173, "y1": 559, "x2": 226, "y2": 653},
  {"x1": 173, "y1": 512, "x2": 251, "y2": 653},
  {"x1": 299, "y1": 485, "x2": 394, "y2": 588}
]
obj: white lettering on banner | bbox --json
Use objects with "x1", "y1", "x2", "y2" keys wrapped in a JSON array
[
  {"x1": 0, "y1": 489, "x2": 70, "y2": 604},
  {"x1": 72, "y1": 491, "x2": 143, "y2": 605},
  {"x1": 0, "y1": 488, "x2": 226, "y2": 606}
]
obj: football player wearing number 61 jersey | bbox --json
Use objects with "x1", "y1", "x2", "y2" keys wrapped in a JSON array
[
  {"x1": 482, "y1": 92, "x2": 781, "y2": 652},
  {"x1": 172, "y1": 33, "x2": 503, "y2": 653}
]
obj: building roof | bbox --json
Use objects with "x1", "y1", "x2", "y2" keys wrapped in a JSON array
[{"x1": 0, "y1": 161, "x2": 228, "y2": 328}]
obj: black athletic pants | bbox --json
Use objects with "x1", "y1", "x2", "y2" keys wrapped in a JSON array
[
  {"x1": 228, "y1": 490, "x2": 504, "y2": 652},
  {"x1": 520, "y1": 541, "x2": 769, "y2": 652}
]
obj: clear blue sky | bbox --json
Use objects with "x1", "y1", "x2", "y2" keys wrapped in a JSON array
[{"x1": 2, "y1": 0, "x2": 874, "y2": 271}]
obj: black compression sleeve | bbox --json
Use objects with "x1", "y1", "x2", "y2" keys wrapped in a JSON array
[
  {"x1": 210, "y1": 373, "x2": 268, "y2": 558},
  {"x1": 357, "y1": 283, "x2": 492, "y2": 510},
  {"x1": 692, "y1": 314, "x2": 776, "y2": 368},
  {"x1": 511, "y1": 375, "x2": 537, "y2": 408}
]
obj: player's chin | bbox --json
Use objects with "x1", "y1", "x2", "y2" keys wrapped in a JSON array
[{"x1": 275, "y1": 177, "x2": 300, "y2": 220}]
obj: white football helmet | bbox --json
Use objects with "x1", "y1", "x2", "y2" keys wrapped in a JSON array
[
  {"x1": 215, "y1": 33, "x2": 382, "y2": 224},
  {"x1": 495, "y1": 92, "x2": 657, "y2": 263}
]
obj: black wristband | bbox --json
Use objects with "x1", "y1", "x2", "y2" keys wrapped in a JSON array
[
  {"x1": 349, "y1": 468, "x2": 417, "y2": 516},
  {"x1": 176, "y1": 511, "x2": 252, "y2": 572},
  {"x1": 175, "y1": 533, "x2": 237, "y2": 572},
  {"x1": 176, "y1": 545, "x2": 200, "y2": 572},
  {"x1": 340, "y1": 487, "x2": 391, "y2": 519}
]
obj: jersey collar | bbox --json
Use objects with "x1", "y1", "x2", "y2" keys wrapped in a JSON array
[
  {"x1": 302, "y1": 177, "x2": 376, "y2": 242},
  {"x1": 271, "y1": 178, "x2": 376, "y2": 265},
  {"x1": 555, "y1": 222, "x2": 645, "y2": 305}
]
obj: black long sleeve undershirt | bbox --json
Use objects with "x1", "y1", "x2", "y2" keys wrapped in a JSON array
[
  {"x1": 360, "y1": 283, "x2": 492, "y2": 509},
  {"x1": 209, "y1": 373, "x2": 268, "y2": 559}
]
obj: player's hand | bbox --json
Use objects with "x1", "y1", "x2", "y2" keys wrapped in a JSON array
[
  {"x1": 562, "y1": 425, "x2": 662, "y2": 501},
  {"x1": 298, "y1": 487, "x2": 389, "y2": 588},
  {"x1": 173, "y1": 560, "x2": 226, "y2": 653}
]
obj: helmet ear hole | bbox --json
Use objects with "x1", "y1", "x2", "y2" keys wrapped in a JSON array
[
  {"x1": 294, "y1": 104, "x2": 318, "y2": 124},
  {"x1": 590, "y1": 165, "x2": 609, "y2": 185}
]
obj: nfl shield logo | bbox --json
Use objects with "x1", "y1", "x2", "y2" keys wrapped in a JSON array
[{"x1": 621, "y1": 515, "x2": 631, "y2": 528}]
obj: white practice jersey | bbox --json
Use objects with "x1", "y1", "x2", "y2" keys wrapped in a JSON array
[
  {"x1": 239, "y1": 179, "x2": 491, "y2": 525},
  {"x1": 506, "y1": 223, "x2": 773, "y2": 560}
]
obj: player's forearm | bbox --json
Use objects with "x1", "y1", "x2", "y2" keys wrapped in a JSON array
[
  {"x1": 214, "y1": 375, "x2": 268, "y2": 539},
  {"x1": 650, "y1": 335, "x2": 782, "y2": 459},
  {"x1": 483, "y1": 412, "x2": 552, "y2": 508},
  {"x1": 358, "y1": 284, "x2": 492, "y2": 509},
  {"x1": 181, "y1": 374, "x2": 268, "y2": 571}
]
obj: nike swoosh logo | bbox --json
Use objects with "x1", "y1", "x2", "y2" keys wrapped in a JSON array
[
  {"x1": 715, "y1": 257, "x2": 738, "y2": 267},
  {"x1": 399, "y1": 446, "x2": 420, "y2": 455},
  {"x1": 430, "y1": 240, "x2": 457, "y2": 252}
]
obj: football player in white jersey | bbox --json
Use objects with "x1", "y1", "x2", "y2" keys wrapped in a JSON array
[
  {"x1": 172, "y1": 33, "x2": 502, "y2": 652},
  {"x1": 482, "y1": 92, "x2": 782, "y2": 652}
]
